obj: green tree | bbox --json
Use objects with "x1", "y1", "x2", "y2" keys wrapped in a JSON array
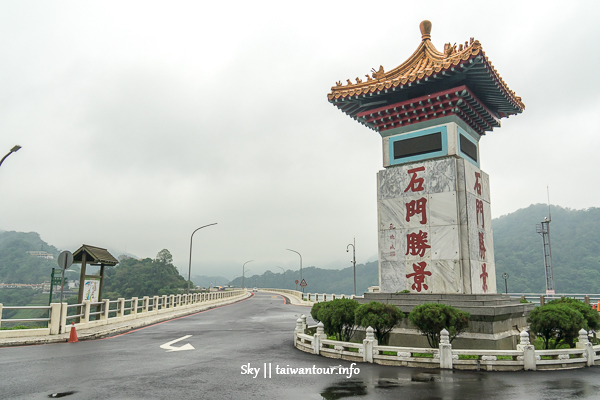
[
  {"x1": 527, "y1": 303, "x2": 585, "y2": 349},
  {"x1": 355, "y1": 301, "x2": 404, "y2": 345},
  {"x1": 408, "y1": 303, "x2": 470, "y2": 348},
  {"x1": 313, "y1": 299, "x2": 359, "y2": 342},
  {"x1": 547, "y1": 297, "x2": 600, "y2": 346},
  {"x1": 155, "y1": 249, "x2": 173, "y2": 265},
  {"x1": 103, "y1": 249, "x2": 187, "y2": 299}
]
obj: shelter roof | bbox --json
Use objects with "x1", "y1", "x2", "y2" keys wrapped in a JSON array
[
  {"x1": 73, "y1": 244, "x2": 118, "y2": 266},
  {"x1": 328, "y1": 21, "x2": 524, "y2": 134}
]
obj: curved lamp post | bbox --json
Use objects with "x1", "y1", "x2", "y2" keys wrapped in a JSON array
[
  {"x1": 242, "y1": 260, "x2": 253, "y2": 289},
  {"x1": 276, "y1": 266, "x2": 285, "y2": 289},
  {"x1": 0, "y1": 145, "x2": 21, "y2": 168},
  {"x1": 286, "y1": 248, "x2": 302, "y2": 292},
  {"x1": 347, "y1": 238, "x2": 357, "y2": 296},
  {"x1": 187, "y1": 223, "x2": 217, "y2": 294}
]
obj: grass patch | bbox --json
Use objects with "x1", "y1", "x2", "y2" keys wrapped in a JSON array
[
  {"x1": 412, "y1": 353, "x2": 434, "y2": 358},
  {"x1": 0, "y1": 325, "x2": 44, "y2": 330}
]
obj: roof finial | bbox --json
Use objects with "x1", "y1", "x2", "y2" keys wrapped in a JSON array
[{"x1": 420, "y1": 20, "x2": 432, "y2": 41}]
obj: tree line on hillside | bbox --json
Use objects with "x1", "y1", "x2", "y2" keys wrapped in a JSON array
[
  {"x1": 493, "y1": 205, "x2": 600, "y2": 294},
  {"x1": 227, "y1": 262, "x2": 379, "y2": 295}
]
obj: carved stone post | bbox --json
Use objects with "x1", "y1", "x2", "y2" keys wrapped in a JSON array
[
  {"x1": 517, "y1": 330, "x2": 536, "y2": 371},
  {"x1": 439, "y1": 328, "x2": 453, "y2": 369},
  {"x1": 363, "y1": 326, "x2": 375, "y2": 363},
  {"x1": 313, "y1": 321, "x2": 325, "y2": 355}
]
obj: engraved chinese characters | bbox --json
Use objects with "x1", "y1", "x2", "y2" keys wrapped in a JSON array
[
  {"x1": 463, "y1": 161, "x2": 496, "y2": 294},
  {"x1": 377, "y1": 157, "x2": 496, "y2": 294},
  {"x1": 378, "y1": 158, "x2": 462, "y2": 294}
]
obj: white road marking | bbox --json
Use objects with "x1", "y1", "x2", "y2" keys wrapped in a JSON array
[{"x1": 159, "y1": 335, "x2": 195, "y2": 352}]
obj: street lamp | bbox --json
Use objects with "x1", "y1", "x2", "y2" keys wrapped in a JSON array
[
  {"x1": 0, "y1": 145, "x2": 21, "y2": 168},
  {"x1": 286, "y1": 248, "x2": 302, "y2": 292},
  {"x1": 187, "y1": 223, "x2": 217, "y2": 294},
  {"x1": 347, "y1": 238, "x2": 357, "y2": 296},
  {"x1": 243, "y1": 260, "x2": 253, "y2": 289},
  {"x1": 276, "y1": 266, "x2": 285, "y2": 289},
  {"x1": 502, "y1": 272, "x2": 509, "y2": 294}
]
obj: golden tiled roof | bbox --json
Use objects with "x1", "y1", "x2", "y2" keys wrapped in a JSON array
[{"x1": 328, "y1": 21, "x2": 524, "y2": 115}]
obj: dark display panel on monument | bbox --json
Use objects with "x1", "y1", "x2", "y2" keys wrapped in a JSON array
[
  {"x1": 393, "y1": 132, "x2": 442, "y2": 160},
  {"x1": 459, "y1": 134, "x2": 478, "y2": 162}
]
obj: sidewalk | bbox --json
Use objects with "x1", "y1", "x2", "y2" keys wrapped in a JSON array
[{"x1": 0, "y1": 292, "x2": 252, "y2": 347}]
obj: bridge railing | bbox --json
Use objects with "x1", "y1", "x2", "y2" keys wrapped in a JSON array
[
  {"x1": 0, "y1": 289, "x2": 247, "y2": 339},
  {"x1": 509, "y1": 293, "x2": 600, "y2": 307},
  {"x1": 257, "y1": 288, "x2": 364, "y2": 305}
]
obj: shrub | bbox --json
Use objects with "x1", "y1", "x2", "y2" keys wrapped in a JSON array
[
  {"x1": 408, "y1": 303, "x2": 470, "y2": 348},
  {"x1": 312, "y1": 299, "x2": 359, "y2": 341},
  {"x1": 310, "y1": 302, "x2": 324, "y2": 323},
  {"x1": 548, "y1": 297, "x2": 600, "y2": 332},
  {"x1": 355, "y1": 301, "x2": 404, "y2": 345},
  {"x1": 527, "y1": 303, "x2": 585, "y2": 349}
]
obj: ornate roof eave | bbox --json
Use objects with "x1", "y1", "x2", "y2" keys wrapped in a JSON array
[{"x1": 327, "y1": 21, "x2": 524, "y2": 118}]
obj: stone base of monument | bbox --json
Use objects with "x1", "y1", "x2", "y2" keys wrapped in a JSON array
[{"x1": 354, "y1": 293, "x2": 535, "y2": 350}]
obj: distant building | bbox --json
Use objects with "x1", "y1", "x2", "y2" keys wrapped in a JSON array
[
  {"x1": 0, "y1": 283, "x2": 44, "y2": 289},
  {"x1": 26, "y1": 251, "x2": 55, "y2": 260}
]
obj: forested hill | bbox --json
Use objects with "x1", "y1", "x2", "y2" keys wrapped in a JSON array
[
  {"x1": 0, "y1": 231, "x2": 60, "y2": 283},
  {"x1": 493, "y1": 204, "x2": 600, "y2": 294}
]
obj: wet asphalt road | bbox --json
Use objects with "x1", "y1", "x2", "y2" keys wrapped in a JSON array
[{"x1": 1, "y1": 292, "x2": 600, "y2": 400}]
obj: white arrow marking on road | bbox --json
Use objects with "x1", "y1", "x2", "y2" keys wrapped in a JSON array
[{"x1": 160, "y1": 335, "x2": 195, "y2": 352}]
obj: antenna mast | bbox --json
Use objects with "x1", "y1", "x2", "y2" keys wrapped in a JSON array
[{"x1": 536, "y1": 186, "x2": 555, "y2": 295}]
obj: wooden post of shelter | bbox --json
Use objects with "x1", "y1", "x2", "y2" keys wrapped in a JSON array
[{"x1": 73, "y1": 245, "x2": 118, "y2": 321}]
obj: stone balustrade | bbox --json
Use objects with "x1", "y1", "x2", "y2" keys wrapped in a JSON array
[{"x1": 294, "y1": 320, "x2": 600, "y2": 371}]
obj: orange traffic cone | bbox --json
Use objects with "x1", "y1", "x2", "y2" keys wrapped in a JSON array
[{"x1": 68, "y1": 322, "x2": 78, "y2": 343}]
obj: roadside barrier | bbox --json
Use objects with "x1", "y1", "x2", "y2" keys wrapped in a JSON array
[
  {"x1": 294, "y1": 317, "x2": 600, "y2": 371},
  {"x1": 0, "y1": 289, "x2": 247, "y2": 339}
]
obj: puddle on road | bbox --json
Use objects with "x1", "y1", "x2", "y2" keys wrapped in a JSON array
[
  {"x1": 48, "y1": 391, "x2": 77, "y2": 398},
  {"x1": 320, "y1": 380, "x2": 367, "y2": 399}
]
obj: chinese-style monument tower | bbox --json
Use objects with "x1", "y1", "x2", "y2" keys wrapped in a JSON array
[{"x1": 329, "y1": 21, "x2": 525, "y2": 295}]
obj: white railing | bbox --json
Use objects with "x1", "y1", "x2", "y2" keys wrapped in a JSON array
[
  {"x1": 257, "y1": 288, "x2": 364, "y2": 304},
  {"x1": 0, "y1": 289, "x2": 247, "y2": 339},
  {"x1": 509, "y1": 293, "x2": 600, "y2": 307},
  {"x1": 294, "y1": 317, "x2": 600, "y2": 371}
]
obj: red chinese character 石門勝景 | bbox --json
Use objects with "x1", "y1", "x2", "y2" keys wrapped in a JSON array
[
  {"x1": 474, "y1": 172, "x2": 482, "y2": 195},
  {"x1": 406, "y1": 261, "x2": 431, "y2": 292},
  {"x1": 480, "y1": 263, "x2": 488, "y2": 293},
  {"x1": 476, "y1": 199, "x2": 484, "y2": 229},
  {"x1": 406, "y1": 197, "x2": 427, "y2": 224},
  {"x1": 478, "y1": 231, "x2": 486, "y2": 260},
  {"x1": 406, "y1": 230, "x2": 431, "y2": 257},
  {"x1": 404, "y1": 166, "x2": 425, "y2": 193}
]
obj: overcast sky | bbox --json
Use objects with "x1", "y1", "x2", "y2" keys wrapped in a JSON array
[{"x1": 1, "y1": 1, "x2": 598, "y2": 280}]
